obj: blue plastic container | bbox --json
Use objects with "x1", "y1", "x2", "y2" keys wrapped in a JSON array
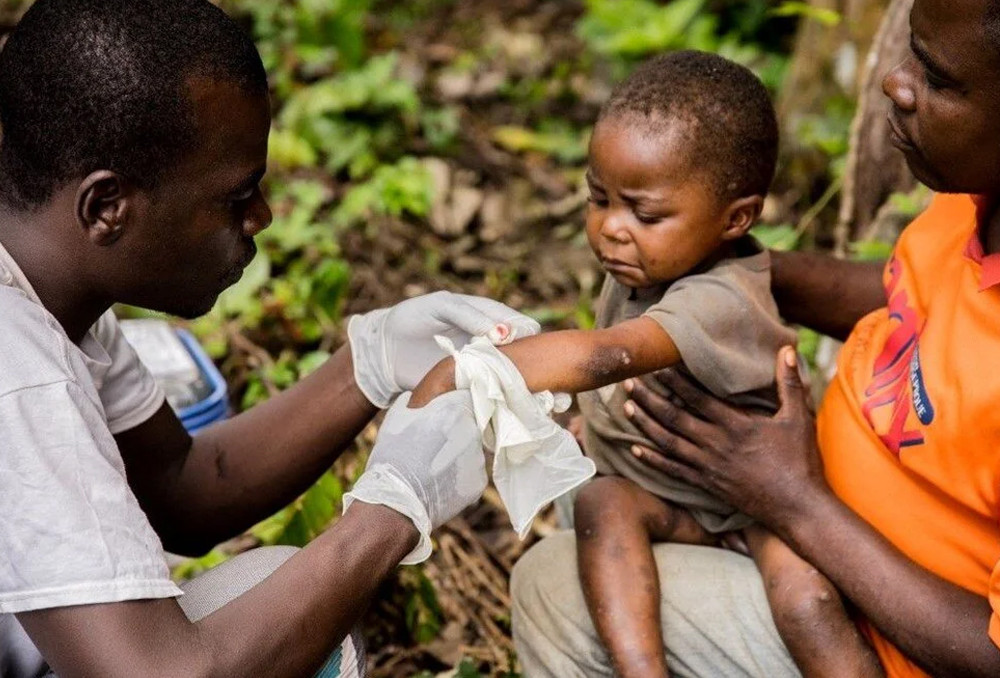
[{"x1": 174, "y1": 329, "x2": 230, "y2": 434}]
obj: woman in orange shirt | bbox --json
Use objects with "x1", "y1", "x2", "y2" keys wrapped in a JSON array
[{"x1": 513, "y1": 0, "x2": 1000, "y2": 676}]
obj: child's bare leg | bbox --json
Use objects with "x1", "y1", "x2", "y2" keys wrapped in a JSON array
[
  {"x1": 746, "y1": 526, "x2": 884, "y2": 678},
  {"x1": 574, "y1": 476, "x2": 715, "y2": 678}
]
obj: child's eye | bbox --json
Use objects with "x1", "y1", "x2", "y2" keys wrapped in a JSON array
[
  {"x1": 635, "y1": 212, "x2": 661, "y2": 225},
  {"x1": 587, "y1": 194, "x2": 609, "y2": 208}
]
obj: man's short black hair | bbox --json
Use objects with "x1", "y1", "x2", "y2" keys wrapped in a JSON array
[
  {"x1": 598, "y1": 50, "x2": 778, "y2": 202},
  {"x1": 0, "y1": 0, "x2": 268, "y2": 211}
]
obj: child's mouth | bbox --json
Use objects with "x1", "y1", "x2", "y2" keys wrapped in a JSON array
[{"x1": 601, "y1": 257, "x2": 639, "y2": 273}]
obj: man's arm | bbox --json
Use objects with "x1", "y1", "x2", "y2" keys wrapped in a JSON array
[
  {"x1": 409, "y1": 316, "x2": 681, "y2": 407},
  {"x1": 22, "y1": 388, "x2": 486, "y2": 678},
  {"x1": 118, "y1": 344, "x2": 377, "y2": 555},
  {"x1": 624, "y1": 351, "x2": 1000, "y2": 677},
  {"x1": 120, "y1": 291, "x2": 539, "y2": 555},
  {"x1": 18, "y1": 502, "x2": 416, "y2": 678},
  {"x1": 770, "y1": 250, "x2": 886, "y2": 340}
]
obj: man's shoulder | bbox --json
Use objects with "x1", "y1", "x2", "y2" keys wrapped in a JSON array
[{"x1": 0, "y1": 285, "x2": 74, "y2": 398}]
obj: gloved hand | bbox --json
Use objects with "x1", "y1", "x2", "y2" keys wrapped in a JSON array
[
  {"x1": 348, "y1": 291, "x2": 541, "y2": 408},
  {"x1": 342, "y1": 390, "x2": 487, "y2": 564}
]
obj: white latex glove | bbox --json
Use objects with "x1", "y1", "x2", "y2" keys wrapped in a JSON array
[
  {"x1": 348, "y1": 291, "x2": 541, "y2": 408},
  {"x1": 342, "y1": 390, "x2": 487, "y2": 564}
]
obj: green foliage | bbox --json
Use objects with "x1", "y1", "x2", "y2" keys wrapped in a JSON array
[
  {"x1": 334, "y1": 156, "x2": 435, "y2": 227},
  {"x1": 751, "y1": 223, "x2": 800, "y2": 251},
  {"x1": 411, "y1": 657, "x2": 490, "y2": 678},
  {"x1": 228, "y1": 0, "x2": 372, "y2": 95},
  {"x1": 577, "y1": 0, "x2": 717, "y2": 59},
  {"x1": 576, "y1": 0, "x2": 790, "y2": 90},
  {"x1": 796, "y1": 326, "x2": 821, "y2": 369},
  {"x1": 491, "y1": 121, "x2": 590, "y2": 165},
  {"x1": 400, "y1": 567, "x2": 445, "y2": 644},
  {"x1": 171, "y1": 548, "x2": 232, "y2": 582},
  {"x1": 793, "y1": 95, "x2": 855, "y2": 160},
  {"x1": 277, "y1": 53, "x2": 421, "y2": 178},
  {"x1": 250, "y1": 468, "x2": 345, "y2": 546},
  {"x1": 770, "y1": 2, "x2": 842, "y2": 28}
]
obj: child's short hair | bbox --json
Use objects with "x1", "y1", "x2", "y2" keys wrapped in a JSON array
[{"x1": 598, "y1": 50, "x2": 778, "y2": 202}]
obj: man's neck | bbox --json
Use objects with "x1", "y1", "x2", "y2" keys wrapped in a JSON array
[{"x1": 0, "y1": 203, "x2": 110, "y2": 344}]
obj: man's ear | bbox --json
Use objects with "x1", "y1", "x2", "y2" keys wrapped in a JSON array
[
  {"x1": 720, "y1": 195, "x2": 764, "y2": 241},
  {"x1": 75, "y1": 171, "x2": 132, "y2": 246}
]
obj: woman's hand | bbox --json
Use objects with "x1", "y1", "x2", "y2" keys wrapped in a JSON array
[{"x1": 623, "y1": 347, "x2": 832, "y2": 534}]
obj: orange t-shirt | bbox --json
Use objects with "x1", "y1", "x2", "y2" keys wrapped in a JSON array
[{"x1": 817, "y1": 193, "x2": 1000, "y2": 678}]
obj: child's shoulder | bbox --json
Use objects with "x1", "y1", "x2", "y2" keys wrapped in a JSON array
[{"x1": 665, "y1": 236, "x2": 772, "y2": 299}]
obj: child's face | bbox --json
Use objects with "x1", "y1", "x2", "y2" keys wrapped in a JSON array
[{"x1": 585, "y1": 116, "x2": 731, "y2": 288}]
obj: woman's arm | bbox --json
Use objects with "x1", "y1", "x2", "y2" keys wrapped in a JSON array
[
  {"x1": 624, "y1": 350, "x2": 1000, "y2": 677},
  {"x1": 410, "y1": 316, "x2": 680, "y2": 407},
  {"x1": 770, "y1": 250, "x2": 886, "y2": 340}
]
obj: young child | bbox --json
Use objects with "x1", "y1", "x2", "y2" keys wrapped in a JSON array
[{"x1": 411, "y1": 51, "x2": 882, "y2": 677}]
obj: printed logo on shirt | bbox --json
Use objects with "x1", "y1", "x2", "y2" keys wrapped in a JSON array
[{"x1": 860, "y1": 256, "x2": 934, "y2": 455}]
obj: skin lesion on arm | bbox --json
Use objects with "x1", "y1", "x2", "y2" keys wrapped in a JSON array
[{"x1": 408, "y1": 316, "x2": 681, "y2": 408}]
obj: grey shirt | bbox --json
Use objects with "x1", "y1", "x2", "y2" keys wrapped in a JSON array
[{"x1": 578, "y1": 240, "x2": 797, "y2": 532}]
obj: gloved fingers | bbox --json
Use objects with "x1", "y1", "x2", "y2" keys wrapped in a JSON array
[{"x1": 452, "y1": 294, "x2": 541, "y2": 343}]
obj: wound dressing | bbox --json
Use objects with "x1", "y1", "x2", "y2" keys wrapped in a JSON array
[{"x1": 435, "y1": 336, "x2": 596, "y2": 537}]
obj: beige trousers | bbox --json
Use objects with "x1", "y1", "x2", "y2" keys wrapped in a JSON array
[{"x1": 511, "y1": 530, "x2": 802, "y2": 678}]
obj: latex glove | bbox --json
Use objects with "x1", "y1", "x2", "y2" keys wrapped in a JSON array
[
  {"x1": 348, "y1": 291, "x2": 541, "y2": 408},
  {"x1": 342, "y1": 390, "x2": 487, "y2": 564}
]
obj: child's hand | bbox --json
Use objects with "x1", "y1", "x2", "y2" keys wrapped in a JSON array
[{"x1": 408, "y1": 356, "x2": 458, "y2": 408}]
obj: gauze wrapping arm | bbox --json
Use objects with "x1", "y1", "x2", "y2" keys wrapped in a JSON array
[{"x1": 438, "y1": 336, "x2": 595, "y2": 537}]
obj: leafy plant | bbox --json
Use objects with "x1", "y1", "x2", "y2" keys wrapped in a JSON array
[
  {"x1": 491, "y1": 121, "x2": 590, "y2": 165},
  {"x1": 225, "y1": 0, "x2": 373, "y2": 95},
  {"x1": 400, "y1": 567, "x2": 445, "y2": 644},
  {"x1": 770, "y1": 1, "x2": 842, "y2": 28},
  {"x1": 333, "y1": 156, "x2": 434, "y2": 227},
  {"x1": 575, "y1": 0, "x2": 791, "y2": 90},
  {"x1": 250, "y1": 468, "x2": 345, "y2": 546},
  {"x1": 577, "y1": 0, "x2": 718, "y2": 61}
]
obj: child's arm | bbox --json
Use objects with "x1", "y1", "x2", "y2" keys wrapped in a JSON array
[{"x1": 409, "y1": 316, "x2": 680, "y2": 407}]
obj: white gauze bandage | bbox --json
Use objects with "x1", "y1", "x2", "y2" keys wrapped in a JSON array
[{"x1": 436, "y1": 335, "x2": 596, "y2": 538}]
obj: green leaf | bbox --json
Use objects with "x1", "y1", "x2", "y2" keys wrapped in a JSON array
[
  {"x1": 298, "y1": 351, "x2": 332, "y2": 376},
  {"x1": 751, "y1": 224, "x2": 800, "y2": 251},
  {"x1": 850, "y1": 240, "x2": 895, "y2": 262},
  {"x1": 334, "y1": 157, "x2": 434, "y2": 226},
  {"x1": 268, "y1": 128, "x2": 318, "y2": 169},
  {"x1": 770, "y1": 2, "x2": 842, "y2": 27}
]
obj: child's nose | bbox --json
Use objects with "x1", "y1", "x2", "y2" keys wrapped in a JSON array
[{"x1": 600, "y1": 212, "x2": 631, "y2": 243}]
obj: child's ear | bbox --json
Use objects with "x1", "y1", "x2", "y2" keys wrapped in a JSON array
[{"x1": 720, "y1": 195, "x2": 764, "y2": 241}]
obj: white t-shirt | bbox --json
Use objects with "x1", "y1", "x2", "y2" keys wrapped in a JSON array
[{"x1": 0, "y1": 239, "x2": 181, "y2": 615}]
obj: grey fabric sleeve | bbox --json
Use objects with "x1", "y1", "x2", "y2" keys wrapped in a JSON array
[{"x1": 643, "y1": 268, "x2": 794, "y2": 399}]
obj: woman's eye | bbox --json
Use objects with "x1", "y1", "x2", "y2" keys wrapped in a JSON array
[{"x1": 920, "y1": 64, "x2": 949, "y2": 91}]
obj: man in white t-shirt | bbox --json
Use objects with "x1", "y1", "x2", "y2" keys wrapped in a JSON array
[{"x1": 0, "y1": 1, "x2": 538, "y2": 675}]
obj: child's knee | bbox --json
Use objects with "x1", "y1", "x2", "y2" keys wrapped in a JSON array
[{"x1": 765, "y1": 562, "x2": 841, "y2": 631}]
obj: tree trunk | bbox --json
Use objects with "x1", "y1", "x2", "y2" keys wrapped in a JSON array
[{"x1": 836, "y1": 0, "x2": 919, "y2": 249}]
